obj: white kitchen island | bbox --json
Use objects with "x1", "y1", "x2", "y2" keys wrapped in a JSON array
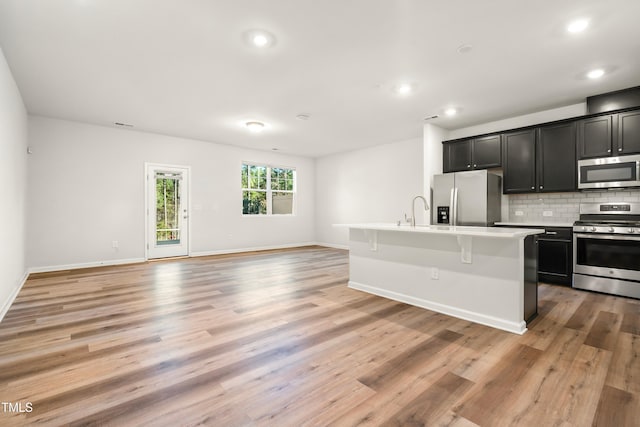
[{"x1": 341, "y1": 224, "x2": 544, "y2": 334}]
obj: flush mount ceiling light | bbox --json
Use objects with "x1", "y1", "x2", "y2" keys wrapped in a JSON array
[
  {"x1": 244, "y1": 30, "x2": 275, "y2": 48},
  {"x1": 567, "y1": 19, "x2": 589, "y2": 33},
  {"x1": 295, "y1": 114, "x2": 310, "y2": 121},
  {"x1": 245, "y1": 121, "x2": 265, "y2": 132},
  {"x1": 587, "y1": 68, "x2": 605, "y2": 79},
  {"x1": 444, "y1": 108, "x2": 457, "y2": 117}
]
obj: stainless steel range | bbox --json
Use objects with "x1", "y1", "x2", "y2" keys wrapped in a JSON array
[{"x1": 573, "y1": 202, "x2": 640, "y2": 299}]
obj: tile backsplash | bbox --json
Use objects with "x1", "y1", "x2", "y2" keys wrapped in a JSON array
[{"x1": 506, "y1": 189, "x2": 640, "y2": 224}]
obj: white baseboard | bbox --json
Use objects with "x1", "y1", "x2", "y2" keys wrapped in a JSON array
[
  {"x1": 348, "y1": 280, "x2": 527, "y2": 335},
  {"x1": 26, "y1": 243, "x2": 347, "y2": 275},
  {"x1": 191, "y1": 242, "x2": 320, "y2": 258},
  {"x1": 314, "y1": 242, "x2": 349, "y2": 250},
  {"x1": 0, "y1": 271, "x2": 29, "y2": 323},
  {"x1": 28, "y1": 257, "x2": 146, "y2": 274}
]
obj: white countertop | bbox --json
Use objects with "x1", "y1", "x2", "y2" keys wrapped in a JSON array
[
  {"x1": 336, "y1": 223, "x2": 544, "y2": 239},
  {"x1": 495, "y1": 221, "x2": 575, "y2": 228}
]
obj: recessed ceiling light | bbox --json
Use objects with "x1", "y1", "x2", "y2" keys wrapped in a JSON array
[
  {"x1": 296, "y1": 114, "x2": 310, "y2": 121},
  {"x1": 567, "y1": 19, "x2": 589, "y2": 33},
  {"x1": 244, "y1": 30, "x2": 275, "y2": 48},
  {"x1": 587, "y1": 68, "x2": 605, "y2": 79},
  {"x1": 245, "y1": 121, "x2": 265, "y2": 132},
  {"x1": 394, "y1": 83, "x2": 414, "y2": 96},
  {"x1": 253, "y1": 34, "x2": 269, "y2": 47},
  {"x1": 445, "y1": 108, "x2": 457, "y2": 117}
]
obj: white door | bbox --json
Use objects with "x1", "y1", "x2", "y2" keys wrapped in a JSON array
[{"x1": 146, "y1": 164, "x2": 190, "y2": 259}]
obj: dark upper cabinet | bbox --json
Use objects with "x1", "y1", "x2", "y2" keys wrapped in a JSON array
[
  {"x1": 472, "y1": 134, "x2": 502, "y2": 169},
  {"x1": 536, "y1": 122, "x2": 577, "y2": 192},
  {"x1": 502, "y1": 129, "x2": 536, "y2": 193},
  {"x1": 443, "y1": 134, "x2": 501, "y2": 172},
  {"x1": 443, "y1": 139, "x2": 471, "y2": 172},
  {"x1": 578, "y1": 111, "x2": 640, "y2": 159},
  {"x1": 618, "y1": 110, "x2": 640, "y2": 155},
  {"x1": 577, "y1": 115, "x2": 613, "y2": 159}
]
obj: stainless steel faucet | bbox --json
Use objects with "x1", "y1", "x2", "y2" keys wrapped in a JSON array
[{"x1": 411, "y1": 195, "x2": 430, "y2": 227}]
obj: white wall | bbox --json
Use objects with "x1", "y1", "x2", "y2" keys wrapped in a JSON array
[
  {"x1": 423, "y1": 123, "x2": 448, "y2": 208},
  {"x1": 315, "y1": 138, "x2": 424, "y2": 247},
  {"x1": 0, "y1": 48, "x2": 28, "y2": 318},
  {"x1": 27, "y1": 116, "x2": 315, "y2": 270},
  {"x1": 447, "y1": 103, "x2": 587, "y2": 140}
]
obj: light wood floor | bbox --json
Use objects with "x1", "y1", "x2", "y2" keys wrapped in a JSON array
[{"x1": 0, "y1": 246, "x2": 638, "y2": 426}]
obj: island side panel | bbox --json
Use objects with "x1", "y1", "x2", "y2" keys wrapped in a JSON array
[
  {"x1": 347, "y1": 228, "x2": 527, "y2": 334},
  {"x1": 523, "y1": 234, "x2": 538, "y2": 323}
]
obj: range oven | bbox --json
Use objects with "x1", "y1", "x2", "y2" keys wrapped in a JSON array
[
  {"x1": 573, "y1": 202, "x2": 640, "y2": 299},
  {"x1": 578, "y1": 154, "x2": 640, "y2": 189}
]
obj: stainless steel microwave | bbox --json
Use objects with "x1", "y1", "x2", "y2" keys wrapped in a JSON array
[{"x1": 578, "y1": 154, "x2": 640, "y2": 189}]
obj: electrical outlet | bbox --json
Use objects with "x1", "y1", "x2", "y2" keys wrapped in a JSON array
[
  {"x1": 431, "y1": 267, "x2": 439, "y2": 280},
  {"x1": 515, "y1": 211, "x2": 524, "y2": 216},
  {"x1": 112, "y1": 240, "x2": 119, "y2": 248},
  {"x1": 543, "y1": 211, "x2": 553, "y2": 217}
]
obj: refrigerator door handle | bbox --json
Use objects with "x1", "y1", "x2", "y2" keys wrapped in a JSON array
[
  {"x1": 449, "y1": 188, "x2": 455, "y2": 225},
  {"x1": 452, "y1": 187, "x2": 459, "y2": 226}
]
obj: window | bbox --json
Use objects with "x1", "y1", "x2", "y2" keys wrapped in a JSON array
[{"x1": 242, "y1": 163, "x2": 296, "y2": 215}]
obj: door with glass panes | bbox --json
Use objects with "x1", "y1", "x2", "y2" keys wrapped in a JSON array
[{"x1": 146, "y1": 164, "x2": 189, "y2": 259}]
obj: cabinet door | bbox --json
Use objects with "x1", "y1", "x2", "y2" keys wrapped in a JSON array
[
  {"x1": 617, "y1": 110, "x2": 640, "y2": 155},
  {"x1": 537, "y1": 122, "x2": 576, "y2": 192},
  {"x1": 472, "y1": 134, "x2": 501, "y2": 169},
  {"x1": 538, "y1": 239, "x2": 572, "y2": 285},
  {"x1": 502, "y1": 129, "x2": 536, "y2": 193},
  {"x1": 577, "y1": 115, "x2": 613, "y2": 159},
  {"x1": 444, "y1": 140, "x2": 472, "y2": 172}
]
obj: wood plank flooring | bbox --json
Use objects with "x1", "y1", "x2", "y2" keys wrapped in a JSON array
[{"x1": 0, "y1": 246, "x2": 638, "y2": 426}]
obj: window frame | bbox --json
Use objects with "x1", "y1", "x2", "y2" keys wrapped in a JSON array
[{"x1": 241, "y1": 162, "x2": 297, "y2": 216}]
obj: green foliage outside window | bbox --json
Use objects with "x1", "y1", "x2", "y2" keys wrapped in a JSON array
[{"x1": 242, "y1": 163, "x2": 295, "y2": 215}]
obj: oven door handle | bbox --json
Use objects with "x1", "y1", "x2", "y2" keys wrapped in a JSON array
[{"x1": 574, "y1": 233, "x2": 640, "y2": 241}]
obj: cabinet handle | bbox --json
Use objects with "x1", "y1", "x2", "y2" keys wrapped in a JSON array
[
  {"x1": 540, "y1": 186, "x2": 543, "y2": 189},
  {"x1": 607, "y1": 149, "x2": 611, "y2": 153},
  {"x1": 618, "y1": 148, "x2": 623, "y2": 152},
  {"x1": 473, "y1": 164, "x2": 477, "y2": 167},
  {"x1": 467, "y1": 164, "x2": 471, "y2": 168},
  {"x1": 531, "y1": 186, "x2": 535, "y2": 190}
]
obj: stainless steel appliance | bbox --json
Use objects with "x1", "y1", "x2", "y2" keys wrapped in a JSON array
[
  {"x1": 578, "y1": 154, "x2": 640, "y2": 189},
  {"x1": 573, "y1": 202, "x2": 640, "y2": 299},
  {"x1": 432, "y1": 170, "x2": 501, "y2": 226}
]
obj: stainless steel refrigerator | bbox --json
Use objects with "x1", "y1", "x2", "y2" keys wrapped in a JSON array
[{"x1": 431, "y1": 170, "x2": 502, "y2": 226}]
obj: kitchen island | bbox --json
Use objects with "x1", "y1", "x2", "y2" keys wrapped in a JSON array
[{"x1": 341, "y1": 224, "x2": 544, "y2": 334}]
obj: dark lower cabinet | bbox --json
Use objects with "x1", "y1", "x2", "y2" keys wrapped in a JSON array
[
  {"x1": 496, "y1": 225, "x2": 573, "y2": 286},
  {"x1": 538, "y1": 242, "x2": 572, "y2": 285}
]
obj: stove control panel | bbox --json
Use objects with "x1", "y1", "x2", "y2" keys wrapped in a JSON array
[{"x1": 574, "y1": 225, "x2": 639, "y2": 234}]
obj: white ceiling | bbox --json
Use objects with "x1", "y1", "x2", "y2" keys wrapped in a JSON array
[{"x1": 1, "y1": 0, "x2": 639, "y2": 157}]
